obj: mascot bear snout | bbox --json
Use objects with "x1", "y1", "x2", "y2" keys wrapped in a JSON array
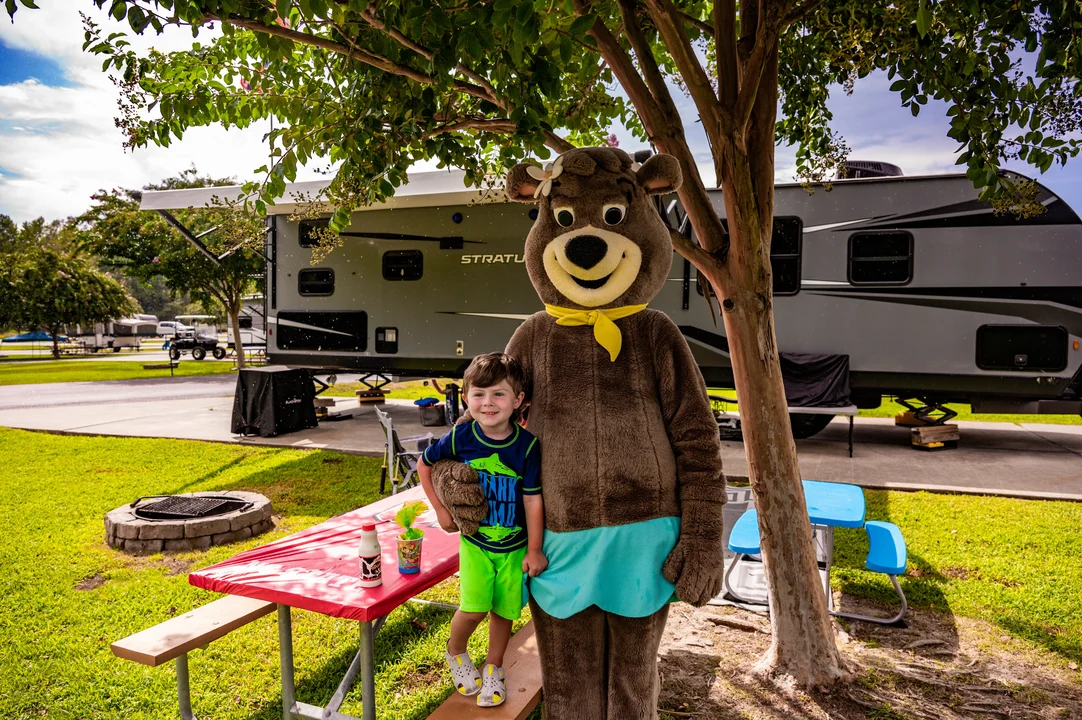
[{"x1": 544, "y1": 226, "x2": 644, "y2": 307}]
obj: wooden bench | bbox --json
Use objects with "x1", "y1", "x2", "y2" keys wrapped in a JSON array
[
  {"x1": 143, "y1": 361, "x2": 180, "y2": 377},
  {"x1": 111, "y1": 595, "x2": 275, "y2": 720},
  {"x1": 428, "y1": 621, "x2": 543, "y2": 720}
]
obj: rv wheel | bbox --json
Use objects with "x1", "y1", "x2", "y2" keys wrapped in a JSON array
[
  {"x1": 790, "y1": 413, "x2": 835, "y2": 440},
  {"x1": 192, "y1": 347, "x2": 207, "y2": 361},
  {"x1": 212, "y1": 347, "x2": 226, "y2": 360}
]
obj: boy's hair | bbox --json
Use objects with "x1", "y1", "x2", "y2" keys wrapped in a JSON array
[{"x1": 463, "y1": 352, "x2": 527, "y2": 397}]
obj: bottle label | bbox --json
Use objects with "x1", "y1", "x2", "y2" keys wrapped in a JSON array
[{"x1": 360, "y1": 554, "x2": 382, "y2": 581}]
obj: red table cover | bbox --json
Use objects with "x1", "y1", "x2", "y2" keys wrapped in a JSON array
[{"x1": 189, "y1": 487, "x2": 460, "y2": 622}]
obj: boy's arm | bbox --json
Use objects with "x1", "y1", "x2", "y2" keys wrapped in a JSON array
[{"x1": 522, "y1": 494, "x2": 547, "y2": 576}]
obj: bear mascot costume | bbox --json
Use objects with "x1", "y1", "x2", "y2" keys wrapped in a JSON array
[{"x1": 431, "y1": 146, "x2": 727, "y2": 720}]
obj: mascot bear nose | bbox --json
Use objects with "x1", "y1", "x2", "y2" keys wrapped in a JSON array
[{"x1": 564, "y1": 235, "x2": 608, "y2": 270}]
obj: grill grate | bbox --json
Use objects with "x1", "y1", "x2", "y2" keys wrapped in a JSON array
[{"x1": 133, "y1": 496, "x2": 246, "y2": 520}]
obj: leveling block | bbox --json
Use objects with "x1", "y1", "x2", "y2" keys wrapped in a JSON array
[
  {"x1": 910, "y1": 423, "x2": 960, "y2": 450},
  {"x1": 355, "y1": 388, "x2": 387, "y2": 405}
]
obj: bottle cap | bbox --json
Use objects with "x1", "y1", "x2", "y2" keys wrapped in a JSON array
[{"x1": 361, "y1": 521, "x2": 376, "y2": 532}]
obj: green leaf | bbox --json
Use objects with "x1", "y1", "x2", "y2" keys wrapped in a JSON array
[
  {"x1": 569, "y1": 14, "x2": 595, "y2": 37},
  {"x1": 110, "y1": 0, "x2": 126, "y2": 21},
  {"x1": 915, "y1": 0, "x2": 931, "y2": 38},
  {"x1": 889, "y1": 80, "x2": 907, "y2": 92}
]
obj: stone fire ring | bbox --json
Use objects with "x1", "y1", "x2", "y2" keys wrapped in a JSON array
[{"x1": 106, "y1": 491, "x2": 274, "y2": 555}]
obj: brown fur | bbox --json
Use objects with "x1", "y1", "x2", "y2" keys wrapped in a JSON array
[{"x1": 432, "y1": 147, "x2": 726, "y2": 720}]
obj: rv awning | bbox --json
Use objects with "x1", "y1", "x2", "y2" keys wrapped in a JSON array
[{"x1": 139, "y1": 170, "x2": 493, "y2": 215}]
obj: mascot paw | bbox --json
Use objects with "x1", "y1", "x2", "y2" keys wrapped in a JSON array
[
  {"x1": 663, "y1": 537, "x2": 725, "y2": 607},
  {"x1": 430, "y1": 459, "x2": 487, "y2": 536}
]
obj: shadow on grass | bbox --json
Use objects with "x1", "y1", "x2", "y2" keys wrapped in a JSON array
[
  {"x1": 235, "y1": 603, "x2": 457, "y2": 720},
  {"x1": 831, "y1": 490, "x2": 959, "y2": 656}
]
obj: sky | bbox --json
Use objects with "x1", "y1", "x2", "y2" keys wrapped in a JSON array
[{"x1": 1, "y1": 3, "x2": 1080, "y2": 224}]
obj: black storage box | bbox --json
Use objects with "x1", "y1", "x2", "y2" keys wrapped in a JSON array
[{"x1": 231, "y1": 366, "x2": 319, "y2": 437}]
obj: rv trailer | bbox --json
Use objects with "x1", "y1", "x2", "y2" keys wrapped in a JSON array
[{"x1": 140, "y1": 165, "x2": 1082, "y2": 433}]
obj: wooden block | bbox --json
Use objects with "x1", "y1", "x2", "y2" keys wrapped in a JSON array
[
  {"x1": 313, "y1": 397, "x2": 336, "y2": 407},
  {"x1": 911, "y1": 424, "x2": 960, "y2": 443},
  {"x1": 111, "y1": 596, "x2": 276, "y2": 667},
  {"x1": 427, "y1": 621, "x2": 542, "y2": 720}
]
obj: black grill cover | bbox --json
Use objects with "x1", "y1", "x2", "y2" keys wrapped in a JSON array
[
  {"x1": 231, "y1": 366, "x2": 318, "y2": 437},
  {"x1": 779, "y1": 352, "x2": 851, "y2": 408}
]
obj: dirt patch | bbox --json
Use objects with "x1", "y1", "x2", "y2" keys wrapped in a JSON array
[
  {"x1": 658, "y1": 599, "x2": 1082, "y2": 720},
  {"x1": 942, "y1": 566, "x2": 971, "y2": 580},
  {"x1": 74, "y1": 574, "x2": 105, "y2": 591}
]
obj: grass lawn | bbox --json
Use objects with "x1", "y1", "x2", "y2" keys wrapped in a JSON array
[
  {"x1": 324, "y1": 379, "x2": 447, "y2": 401},
  {"x1": 3, "y1": 428, "x2": 1080, "y2": 719},
  {"x1": 0, "y1": 359, "x2": 235, "y2": 385},
  {"x1": 0, "y1": 428, "x2": 525, "y2": 720}
]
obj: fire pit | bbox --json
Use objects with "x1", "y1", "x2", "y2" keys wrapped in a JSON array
[{"x1": 106, "y1": 491, "x2": 274, "y2": 554}]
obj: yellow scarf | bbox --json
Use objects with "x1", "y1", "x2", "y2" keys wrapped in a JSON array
[{"x1": 544, "y1": 303, "x2": 648, "y2": 361}]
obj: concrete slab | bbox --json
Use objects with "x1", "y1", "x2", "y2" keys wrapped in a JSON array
[{"x1": 0, "y1": 377, "x2": 1079, "y2": 500}]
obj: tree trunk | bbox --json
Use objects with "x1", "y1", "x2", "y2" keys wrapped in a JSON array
[
  {"x1": 716, "y1": 267, "x2": 850, "y2": 688},
  {"x1": 51, "y1": 327, "x2": 60, "y2": 359},
  {"x1": 229, "y1": 304, "x2": 246, "y2": 370}
]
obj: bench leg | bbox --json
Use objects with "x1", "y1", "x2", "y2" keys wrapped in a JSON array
[
  {"x1": 176, "y1": 653, "x2": 196, "y2": 720},
  {"x1": 848, "y1": 416, "x2": 854, "y2": 458},
  {"x1": 359, "y1": 620, "x2": 376, "y2": 720},
  {"x1": 831, "y1": 574, "x2": 907, "y2": 625}
]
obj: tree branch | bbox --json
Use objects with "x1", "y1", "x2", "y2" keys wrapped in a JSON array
[
  {"x1": 211, "y1": 14, "x2": 490, "y2": 102},
  {"x1": 358, "y1": 7, "x2": 434, "y2": 61},
  {"x1": 783, "y1": 0, "x2": 827, "y2": 25},
  {"x1": 680, "y1": 9, "x2": 713, "y2": 37},
  {"x1": 715, "y1": 0, "x2": 739, "y2": 111},
  {"x1": 733, "y1": 6, "x2": 782, "y2": 138},
  {"x1": 544, "y1": 130, "x2": 576, "y2": 153},
  {"x1": 455, "y1": 64, "x2": 505, "y2": 109},
  {"x1": 421, "y1": 117, "x2": 516, "y2": 140},
  {"x1": 572, "y1": 0, "x2": 667, "y2": 132},
  {"x1": 616, "y1": 0, "x2": 680, "y2": 121},
  {"x1": 643, "y1": 0, "x2": 725, "y2": 141},
  {"x1": 736, "y1": 0, "x2": 759, "y2": 70}
]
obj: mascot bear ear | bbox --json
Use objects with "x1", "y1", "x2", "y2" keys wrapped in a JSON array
[
  {"x1": 636, "y1": 154, "x2": 682, "y2": 195},
  {"x1": 506, "y1": 162, "x2": 541, "y2": 203}
]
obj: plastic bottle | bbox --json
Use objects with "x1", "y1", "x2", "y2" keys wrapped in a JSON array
[{"x1": 358, "y1": 520, "x2": 383, "y2": 587}]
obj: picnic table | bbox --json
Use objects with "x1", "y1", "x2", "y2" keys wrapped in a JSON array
[
  {"x1": 724, "y1": 480, "x2": 865, "y2": 608},
  {"x1": 189, "y1": 486, "x2": 459, "y2": 720}
]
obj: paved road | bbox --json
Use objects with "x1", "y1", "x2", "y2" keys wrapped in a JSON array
[{"x1": 0, "y1": 375, "x2": 1079, "y2": 500}]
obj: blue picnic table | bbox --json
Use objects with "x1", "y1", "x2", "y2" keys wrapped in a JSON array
[{"x1": 724, "y1": 480, "x2": 908, "y2": 625}]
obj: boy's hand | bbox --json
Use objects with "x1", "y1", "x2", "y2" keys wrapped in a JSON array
[
  {"x1": 522, "y1": 549, "x2": 548, "y2": 577},
  {"x1": 435, "y1": 509, "x2": 459, "y2": 534}
]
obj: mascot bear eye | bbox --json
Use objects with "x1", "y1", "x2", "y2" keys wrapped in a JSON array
[
  {"x1": 555, "y1": 207, "x2": 575, "y2": 227},
  {"x1": 603, "y1": 204, "x2": 626, "y2": 225}
]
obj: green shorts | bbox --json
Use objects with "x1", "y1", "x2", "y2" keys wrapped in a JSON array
[{"x1": 458, "y1": 539, "x2": 528, "y2": 621}]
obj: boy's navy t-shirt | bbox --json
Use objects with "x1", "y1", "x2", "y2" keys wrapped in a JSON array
[{"x1": 421, "y1": 421, "x2": 540, "y2": 553}]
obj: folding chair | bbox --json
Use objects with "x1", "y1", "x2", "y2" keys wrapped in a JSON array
[{"x1": 374, "y1": 406, "x2": 434, "y2": 495}]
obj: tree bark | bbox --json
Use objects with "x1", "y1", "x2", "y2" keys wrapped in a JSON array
[
  {"x1": 228, "y1": 301, "x2": 246, "y2": 370},
  {"x1": 51, "y1": 326, "x2": 60, "y2": 359}
]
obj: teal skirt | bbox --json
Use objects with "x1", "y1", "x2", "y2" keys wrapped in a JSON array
[{"x1": 528, "y1": 516, "x2": 680, "y2": 619}]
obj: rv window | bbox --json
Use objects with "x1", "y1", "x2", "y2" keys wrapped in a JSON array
[
  {"x1": 239, "y1": 316, "x2": 253, "y2": 329},
  {"x1": 848, "y1": 231, "x2": 913, "y2": 284},
  {"x1": 277, "y1": 311, "x2": 367, "y2": 351},
  {"x1": 771, "y1": 217, "x2": 802, "y2": 296},
  {"x1": 976, "y1": 325, "x2": 1068, "y2": 372},
  {"x1": 299, "y1": 219, "x2": 330, "y2": 248},
  {"x1": 298, "y1": 269, "x2": 335, "y2": 296},
  {"x1": 694, "y1": 216, "x2": 802, "y2": 296},
  {"x1": 383, "y1": 250, "x2": 424, "y2": 281}
]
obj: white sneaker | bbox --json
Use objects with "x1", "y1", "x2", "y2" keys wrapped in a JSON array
[
  {"x1": 477, "y1": 663, "x2": 506, "y2": 707},
  {"x1": 446, "y1": 645, "x2": 482, "y2": 696}
]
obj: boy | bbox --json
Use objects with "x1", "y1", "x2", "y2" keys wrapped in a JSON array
[{"x1": 418, "y1": 352, "x2": 546, "y2": 708}]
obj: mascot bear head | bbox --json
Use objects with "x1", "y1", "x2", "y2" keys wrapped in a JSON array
[{"x1": 506, "y1": 147, "x2": 682, "y2": 310}]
